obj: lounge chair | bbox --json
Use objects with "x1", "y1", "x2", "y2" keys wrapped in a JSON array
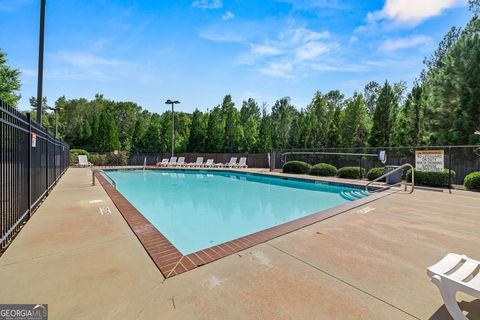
[
  {"x1": 236, "y1": 157, "x2": 248, "y2": 168},
  {"x1": 168, "y1": 156, "x2": 178, "y2": 167},
  {"x1": 174, "y1": 157, "x2": 185, "y2": 167},
  {"x1": 156, "y1": 158, "x2": 168, "y2": 167},
  {"x1": 224, "y1": 157, "x2": 237, "y2": 168},
  {"x1": 78, "y1": 155, "x2": 92, "y2": 167},
  {"x1": 203, "y1": 159, "x2": 215, "y2": 168},
  {"x1": 187, "y1": 157, "x2": 204, "y2": 167},
  {"x1": 427, "y1": 253, "x2": 480, "y2": 320}
]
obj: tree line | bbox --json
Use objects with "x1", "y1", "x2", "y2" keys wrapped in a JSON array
[{"x1": 1, "y1": 1, "x2": 479, "y2": 153}]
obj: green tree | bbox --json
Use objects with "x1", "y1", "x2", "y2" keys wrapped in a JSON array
[
  {"x1": 188, "y1": 109, "x2": 207, "y2": 152},
  {"x1": 368, "y1": 81, "x2": 397, "y2": 147},
  {"x1": 206, "y1": 106, "x2": 224, "y2": 152},
  {"x1": 221, "y1": 95, "x2": 243, "y2": 152},
  {"x1": 258, "y1": 105, "x2": 273, "y2": 152},
  {"x1": 240, "y1": 98, "x2": 261, "y2": 151},
  {"x1": 305, "y1": 91, "x2": 328, "y2": 148},
  {"x1": 0, "y1": 49, "x2": 21, "y2": 107},
  {"x1": 97, "y1": 110, "x2": 121, "y2": 151},
  {"x1": 339, "y1": 93, "x2": 370, "y2": 147},
  {"x1": 271, "y1": 97, "x2": 296, "y2": 149}
]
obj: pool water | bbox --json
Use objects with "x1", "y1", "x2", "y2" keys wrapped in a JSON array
[{"x1": 105, "y1": 170, "x2": 366, "y2": 255}]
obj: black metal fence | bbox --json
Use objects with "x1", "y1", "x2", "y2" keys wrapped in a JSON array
[
  {"x1": 1, "y1": 100, "x2": 69, "y2": 249},
  {"x1": 275, "y1": 146, "x2": 480, "y2": 185}
]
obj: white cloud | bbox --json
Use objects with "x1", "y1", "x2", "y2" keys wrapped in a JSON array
[
  {"x1": 250, "y1": 44, "x2": 281, "y2": 56},
  {"x1": 295, "y1": 41, "x2": 330, "y2": 60},
  {"x1": 192, "y1": 0, "x2": 222, "y2": 10},
  {"x1": 367, "y1": 0, "x2": 464, "y2": 25},
  {"x1": 380, "y1": 35, "x2": 432, "y2": 51},
  {"x1": 222, "y1": 11, "x2": 235, "y2": 20}
]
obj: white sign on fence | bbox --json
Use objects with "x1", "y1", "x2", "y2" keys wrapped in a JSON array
[
  {"x1": 415, "y1": 150, "x2": 444, "y2": 172},
  {"x1": 31, "y1": 133, "x2": 37, "y2": 148}
]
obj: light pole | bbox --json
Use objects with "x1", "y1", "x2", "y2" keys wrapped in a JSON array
[
  {"x1": 36, "y1": 0, "x2": 46, "y2": 124},
  {"x1": 165, "y1": 99, "x2": 180, "y2": 157}
]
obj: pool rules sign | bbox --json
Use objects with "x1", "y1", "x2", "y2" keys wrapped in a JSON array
[{"x1": 415, "y1": 150, "x2": 444, "y2": 172}]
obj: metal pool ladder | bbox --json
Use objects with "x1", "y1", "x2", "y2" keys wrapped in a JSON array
[
  {"x1": 365, "y1": 163, "x2": 414, "y2": 194},
  {"x1": 92, "y1": 169, "x2": 117, "y2": 189}
]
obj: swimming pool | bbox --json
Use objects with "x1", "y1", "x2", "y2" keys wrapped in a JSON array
[{"x1": 103, "y1": 169, "x2": 368, "y2": 255}]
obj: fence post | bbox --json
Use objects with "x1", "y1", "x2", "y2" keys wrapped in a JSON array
[
  {"x1": 27, "y1": 113, "x2": 32, "y2": 219},
  {"x1": 448, "y1": 147, "x2": 452, "y2": 194},
  {"x1": 45, "y1": 128, "x2": 49, "y2": 195}
]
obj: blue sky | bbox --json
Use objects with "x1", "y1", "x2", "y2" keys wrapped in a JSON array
[{"x1": 0, "y1": 0, "x2": 471, "y2": 113}]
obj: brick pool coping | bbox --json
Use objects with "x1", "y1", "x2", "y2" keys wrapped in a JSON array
[{"x1": 95, "y1": 169, "x2": 394, "y2": 279}]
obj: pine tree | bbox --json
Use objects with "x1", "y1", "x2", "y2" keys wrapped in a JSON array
[
  {"x1": 368, "y1": 81, "x2": 397, "y2": 147},
  {"x1": 339, "y1": 93, "x2": 370, "y2": 147},
  {"x1": 188, "y1": 109, "x2": 207, "y2": 152}
]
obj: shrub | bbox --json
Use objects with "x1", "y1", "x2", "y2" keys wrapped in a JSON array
[
  {"x1": 70, "y1": 149, "x2": 89, "y2": 156},
  {"x1": 89, "y1": 154, "x2": 106, "y2": 166},
  {"x1": 406, "y1": 169, "x2": 455, "y2": 187},
  {"x1": 337, "y1": 166, "x2": 365, "y2": 179},
  {"x1": 105, "y1": 152, "x2": 128, "y2": 166},
  {"x1": 69, "y1": 149, "x2": 90, "y2": 165},
  {"x1": 464, "y1": 171, "x2": 480, "y2": 190},
  {"x1": 367, "y1": 167, "x2": 385, "y2": 181},
  {"x1": 283, "y1": 161, "x2": 311, "y2": 174},
  {"x1": 310, "y1": 163, "x2": 337, "y2": 176}
]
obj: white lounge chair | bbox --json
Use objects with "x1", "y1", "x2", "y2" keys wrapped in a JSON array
[
  {"x1": 236, "y1": 157, "x2": 248, "y2": 168},
  {"x1": 168, "y1": 156, "x2": 177, "y2": 167},
  {"x1": 174, "y1": 157, "x2": 185, "y2": 167},
  {"x1": 78, "y1": 155, "x2": 92, "y2": 167},
  {"x1": 427, "y1": 253, "x2": 480, "y2": 320},
  {"x1": 157, "y1": 158, "x2": 168, "y2": 167},
  {"x1": 203, "y1": 159, "x2": 215, "y2": 168},
  {"x1": 187, "y1": 157, "x2": 204, "y2": 167},
  {"x1": 224, "y1": 157, "x2": 237, "y2": 168}
]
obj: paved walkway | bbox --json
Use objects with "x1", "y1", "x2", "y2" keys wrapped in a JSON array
[{"x1": 0, "y1": 168, "x2": 479, "y2": 319}]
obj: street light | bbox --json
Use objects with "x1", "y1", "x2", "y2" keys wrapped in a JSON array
[
  {"x1": 165, "y1": 99, "x2": 180, "y2": 157},
  {"x1": 36, "y1": 0, "x2": 46, "y2": 124}
]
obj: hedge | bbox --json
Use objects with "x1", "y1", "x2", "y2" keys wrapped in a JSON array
[
  {"x1": 69, "y1": 149, "x2": 90, "y2": 164},
  {"x1": 337, "y1": 166, "x2": 365, "y2": 179},
  {"x1": 406, "y1": 169, "x2": 455, "y2": 187},
  {"x1": 464, "y1": 171, "x2": 480, "y2": 190},
  {"x1": 310, "y1": 163, "x2": 337, "y2": 176},
  {"x1": 367, "y1": 167, "x2": 385, "y2": 181},
  {"x1": 283, "y1": 161, "x2": 311, "y2": 174}
]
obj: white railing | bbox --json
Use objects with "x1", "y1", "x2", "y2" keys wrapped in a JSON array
[{"x1": 365, "y1": 163, "x2": 414, "y2": 194}]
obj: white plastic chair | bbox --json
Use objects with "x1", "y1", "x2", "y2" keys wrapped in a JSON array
[
  {"x1": 237, "y1": 157, "x2": 248, "y2": 168},
  {"x1": 203, "y1": 159, "x2": 215, "y2": 168},
  {"x1": 174, "y1": 157, "x2": 185, "y2": 167},
  {"x1": 78, "y1": 155, "x2": 92, "y2": 167},
  {"x1": 157, "y1": 158, "x2": 168, "y2": 167},
  {"x1": 427, "y1": 253, "x2": 480, "y2": 320},
  {"x1": 187, "y1": 157, "x2": 203, "y2": 167},
  {"x1": 224, "y1": 157, "x2": 237, "y2": 168},
  {"x1": 168, "y1": 156, "x2": 177, "y2": 167}
]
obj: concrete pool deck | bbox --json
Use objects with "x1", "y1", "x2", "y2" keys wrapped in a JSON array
[{"x1": 0, "y1": 168, "x2": 479, "y2": 319}]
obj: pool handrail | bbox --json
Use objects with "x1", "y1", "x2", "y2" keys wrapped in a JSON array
[
  {"x1": 365, "y1": 163, "x2": 414, "y2": 194},
  {"x1": 92, "y1": 169, "x2": 117, "y2": 189}
]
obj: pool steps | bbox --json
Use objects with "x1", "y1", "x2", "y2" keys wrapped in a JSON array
[{"x1": 340, "y1": 190, "x2": 370, "y2": 201}]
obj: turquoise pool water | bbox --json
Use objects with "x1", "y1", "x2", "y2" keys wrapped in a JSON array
[{"x1": 104, "y1": 170, "x2": 366, "y2": 255}]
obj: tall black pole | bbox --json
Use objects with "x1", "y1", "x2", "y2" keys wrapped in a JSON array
[
  {"x1": 36, "y1": 0, "x2": 46, "y2": 124},
  {"x1": 171, "y1": 103, "x2": 175, "y2": 157}
]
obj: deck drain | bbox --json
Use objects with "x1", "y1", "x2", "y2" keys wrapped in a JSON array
[{"x1": 100, "y1": 207, "x2": 112, "y2": 215}]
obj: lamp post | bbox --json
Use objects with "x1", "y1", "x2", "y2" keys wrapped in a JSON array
[
  {"x1": 165, "y1": 99, "x2": 180, "y2": 157},
  {"x1": 36, "y1": 0, "x2": 46, "y2": 124}
]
